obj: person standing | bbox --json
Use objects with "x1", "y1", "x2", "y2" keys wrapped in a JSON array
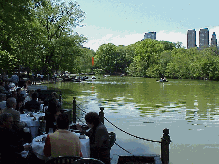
[{"x1": 77, "y1": 112, "x2": 110, "y2": 164}]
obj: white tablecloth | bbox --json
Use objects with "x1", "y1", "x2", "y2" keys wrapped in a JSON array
[
  {"x1": 31, "y1": 133, "x2": 90, "y2": 160},
  {"x1": 20, "y1": 113, "x2": 45, "y2": 138}
]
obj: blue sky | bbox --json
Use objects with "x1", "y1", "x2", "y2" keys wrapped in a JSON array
[{"x1": 73, "y1": 0, "x2": 219, "y2": 51}]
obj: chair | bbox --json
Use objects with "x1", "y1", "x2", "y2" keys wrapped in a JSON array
[
  {"x1": 45, "y1": 156, "x2": 81, "y2": 164},
  {"x1": 75, "y1": 158, "x2": 105, "y2": 164},
  {"x1": 108, "y1": 132, "x2": 116, "y2": 148}
]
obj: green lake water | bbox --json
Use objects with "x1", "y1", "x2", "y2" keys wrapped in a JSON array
[{"x1": 46, "y1": 76, "x2": 219, "y2": 164}]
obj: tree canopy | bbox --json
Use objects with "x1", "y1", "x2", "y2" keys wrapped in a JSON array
[{"x1": 0, "y1": 0, "x2": 88, "y2": 75}]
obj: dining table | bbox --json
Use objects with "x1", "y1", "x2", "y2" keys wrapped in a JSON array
[
  {"x1": 31, "y1": 132, "x2": 90, "y2": 161},
  {"x1": 20, "y1": 112, "x2": 45, "y2": 138}
]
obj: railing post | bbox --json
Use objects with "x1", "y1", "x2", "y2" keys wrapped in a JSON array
[
  {"x1": 161, "y1": 128, "x2": 171, "y2": 164},
  {"x1": 73, "y1": 97, "x2": 76, "y2": 123},
  {"x1": 99, "y1": 107, "x2": 104, "y2": 124}
]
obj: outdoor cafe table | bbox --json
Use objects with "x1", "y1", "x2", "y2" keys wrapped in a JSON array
[
  {"x1": 31, "y1": 133, "x2": 90, "y2": 160},
  {"x1": 20, "y1": 112, "x2": 45, "y2": 138}
]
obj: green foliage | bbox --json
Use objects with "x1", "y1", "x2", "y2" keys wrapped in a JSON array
[
  {"x1": 95, "y1": 39, "x2": 219, "y2": 81},
  {"x1": 0, "y1": 0, "x2": 87, "y2": 75},
  {"x1": 128, "y1": 39, "x2": 165, "y2": 77},
  {"x1": 75, "y1": 48, "x2": 95, "y2": 73},
  {"x1": 95, "y1": 43, "x2": 117, "y2": 73}
]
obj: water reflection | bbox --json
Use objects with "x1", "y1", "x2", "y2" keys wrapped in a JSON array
[{"x1": 48, "y1": 76, "x2": 219, "y2": 123}]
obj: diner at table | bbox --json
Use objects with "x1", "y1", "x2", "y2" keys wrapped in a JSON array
[
  {"x1": 44, "y1": 113, "x2": 82, "y2": 157},
  {"x1": 0, "y1": 93, "x2": 6, "y2": 110},
  {"x1": 25, "y1": 92, "x2": 41, "y2": 112},
  {"x1": 31, "y1": 114, "x2": 90, "y2": 161},
  {"x1": 0, "y1": 113, "x2": 31, "y2": 164},
  {"x1": 2, "y1": 97, "x2": 20, "y2": 127},
  {"x1": 76, "y1": 112, "x2": 111, "y2": 164}
]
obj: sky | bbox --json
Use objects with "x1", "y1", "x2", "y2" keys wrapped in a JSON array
[{"x1": 72, "y1": 0, "x2": 219, "y2": 51}]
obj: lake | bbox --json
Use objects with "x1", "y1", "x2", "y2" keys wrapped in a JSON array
[{"x1": 46, "y1": 76, "x2": 219, "y2": 164}]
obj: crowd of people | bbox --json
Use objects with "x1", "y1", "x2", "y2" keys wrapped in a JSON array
[
  {"x1": 0, "y1": 74, "x2": 111, "y2": 164},
  {"x1": 0, "y1": 75, "x2": 62, "y2": 163}
]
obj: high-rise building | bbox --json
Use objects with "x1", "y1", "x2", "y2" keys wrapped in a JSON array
[
  {"x1": 187, "y1": 29, "x2": 196, "y2": 49},
  {"x1": 199, "y1": 28, "x2": 209, "y2": 49},
  {"x1": 144, "y1": 32, "x2": 156, "y2": 40},
  {"x1": 211, "y1": 32, "x2": 217, "y2": 47}
]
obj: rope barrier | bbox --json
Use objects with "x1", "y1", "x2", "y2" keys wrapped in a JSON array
[
  {"x1": 76, "y1": 116, "x2": 85, "y2": 124},
  {"x1": 114, "y1": 142, "x2": 132, "y2": 154},
  {"x1": 75, "y1": 105, "x2": 160, "y2": 143},
  {"x1": 76, "y1": 104, "x2": 87, "y2": 113},
  {"x1": 74, "y1": 105, "x2": 160, "y2": 155},
  {"x1": 104, "y1": 117, "x2": 161, "y2": 143}
]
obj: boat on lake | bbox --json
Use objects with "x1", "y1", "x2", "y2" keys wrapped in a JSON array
[{"x1": 157, "y1": 77, "x2": 168, "y2": 82}]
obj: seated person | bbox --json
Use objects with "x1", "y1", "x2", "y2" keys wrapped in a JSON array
[
  {"x1": 4, "y1": 81, "x2": 11, "y2": 92},
  {"x1": 77, "y1": 112, "x2": 110, "y2": 164},
  {"x1": 25, "y1": 92, "x2": 40, "y2": 112},
  {"x1": 51, "y1": 92, "x2": 61, "y2": 107},
  {"x1": 16, "y1": 87, "x2": 25, "y2": 101},
  {"x1": 0, "y1": 81, "x2": 9, "y2": 95},
  {"x1": 24, "y1": 90, "x2": 34, "y2": 104},
  {"x1": 16, "y1": 97, "x2": 25, "y2": 114},
  {"x1": 0, "y1": 93, "x2": 7, "y2": 110},
  {"x1": 0, "y1": 113, "x2": 30, "y2": 164},
  {"x1": 43, "y1": 113, "x2": 82, "y2": 158},
  {"x1": 11, "y1": 90, "x2": 18, "y2": 99},
  {"x1": 2, "y1": 97, "x2": 20, "y2": 128}
]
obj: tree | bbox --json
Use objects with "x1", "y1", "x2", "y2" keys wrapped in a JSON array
[
  {"x1": 74, "y1": 47, "x2": 95, "y2": 73},
  {"x1": 27, "y1": 0, "x2": 86, "y2": 74},
  {"x1": 128, "y1": 39, "x2": 164, "y2": 77},
  {"x1": 95, "y1": 43, "x2": 117, "y2": 73}
]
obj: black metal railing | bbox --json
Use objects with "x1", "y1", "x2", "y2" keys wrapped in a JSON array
[{"x1": 72, "y1": 97, "x2": 171, "y2": 164}]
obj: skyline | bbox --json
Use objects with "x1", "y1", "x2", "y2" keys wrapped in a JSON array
[{"x1": 73, "y1": 0, "x2": 219, "y2": 51}]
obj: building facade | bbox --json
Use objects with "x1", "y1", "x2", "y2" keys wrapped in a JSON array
[
  {"x1": 199, "y1": 28, "x2": 209, "y2": 49},
  {"x1": 144, "y1": 32, "x2": 156, "y2": 40},
  {"x1": 187, "y1": 29, "x2": 196, "y2": 49},
  {"x1": 211, "y1": 32, "x2": 217, "y2": 46}
]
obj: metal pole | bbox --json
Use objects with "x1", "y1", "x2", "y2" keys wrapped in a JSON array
[
  {"x1": 73, "y1": 97, "x2": 76, "y2": 123},
  {"x1": 161, "y1": 128, "x2": 171, "y2": 164},
  {"x1": 99, "y1": 107, "x2": 104, "y2": 124}
]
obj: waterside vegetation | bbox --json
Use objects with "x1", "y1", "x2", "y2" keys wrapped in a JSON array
[{"x1": 94, "y1": 40, "x2": 219, "y2": 80}]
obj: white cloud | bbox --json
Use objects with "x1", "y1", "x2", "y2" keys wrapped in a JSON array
[
  {"x1": 83, "y1": 31, "x2": 188, "y2": 51},
  {"x1": 156, "y1": 30, "x2": 187, "y2": 48},
  {"x1": 83, "y1": 33, "x2": 144, "y2": 51},
  {"x1": 82, "y1": 26, "x2": 219, "y2": 51}
]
